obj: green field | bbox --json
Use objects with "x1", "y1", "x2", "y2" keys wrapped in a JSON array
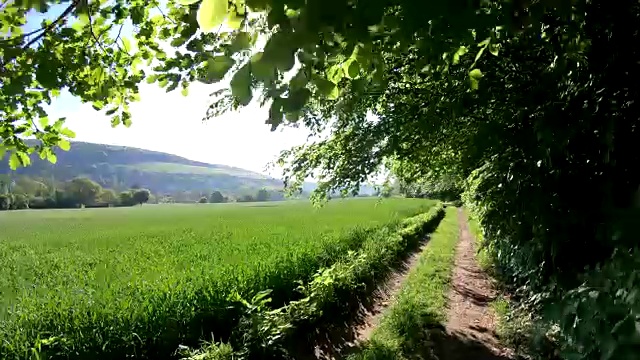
[{"x1": 0, "y1": 198, "x2": 433, "y2": 359}]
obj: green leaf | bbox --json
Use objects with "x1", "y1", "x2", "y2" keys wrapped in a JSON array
[
  {"x1": 181, "y1": 87, "x2": 189, "y2": 96},
  {"x1": 453, "y1": 46, "x2": 468, "y2": 65},
  {"x1": 46, "y1": 151, "x2": 57, "y2": 164},
  {"x1": 343, "y1": 59, "x2": 360, "y2": 79},
  {"x1": 9, "y1": 153, "x2": 20, "y2": 170},
  {"x1": 489, "y1": 43, "x2": 500, "y2": 56},
  {"x1": 17, "y1": 152, "x2": 31, "y2": 167},
  {"x1": 229, "y1": 32, "x2": 251, "y2": 53},
  {"x1": 197, "y1": 0, "x2": 229, "y2": 32},
  {"x1": 58, "y1": 139, "x2": 71, "y2": 151},
  {"x1": 39, "y1": 117, "x2": 49, "y2": 129},
  {"x1": 326, "y1": 64, "x2": 344, "y2": 84},
  {"x1": 200, "y1": 55, "x2": 235, "y2": 83},
  {"x1": 250, "y1": 52, "x2": 275, "y2": 82},
  {"x1": 60, "y1": 128, "x2": 76, "y2": 138},
  {"x1": 469, "y1": 68, "x2": 483, "y2": 79},
  {"x1": 178, "y1": 0, "x2": 201, "y2": 5},
  {"x1": 230, "y1": 64, "x2": 253, "y2": 106},
  {"x1": 469, "y1": 68, "x2": 483, "y2": 90},
  {"x1": 122, "y1": 37, "x2": 132, "y2": 52},
  {"x1": 226, "y1": 11, "x2": 243, "y2": 29},
  {"x1": 314, "y1": 77, "x2": 339, "y2": 100}
]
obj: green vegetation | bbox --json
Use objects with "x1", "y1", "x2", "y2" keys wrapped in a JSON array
[
  {"x1": 348, "y1": 207, "x2": 459, "y2": 360},
  {"x1": 0, "y1": 141, "x2": 286, "y2": 199},
  {"x1": 182, "y1": 203, "x2": 446, "y2": 359},
  {"x1": 2, "y1": 0, "x2": 639, "y2": 359},
  {"x1": 0, "y1": 198, "x2": 432, "y2": 359}
]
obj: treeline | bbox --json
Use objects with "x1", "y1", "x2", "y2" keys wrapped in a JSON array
[
  {"x1": 195, "y1": 188, "x2": 283, "y2": 204},
  {"x1": 0, "y1": 175, "x2": 151, "y2": 210}
]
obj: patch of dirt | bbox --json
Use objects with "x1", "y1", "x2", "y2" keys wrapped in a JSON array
[
  {"x1": 432, "y1": 209, "x2": 514, "y2": 360},
  {"x1": 353, "y1": 239, "x2": 431, "y2": 343}
]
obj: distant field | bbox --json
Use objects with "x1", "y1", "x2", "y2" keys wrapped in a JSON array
[
  {"x1": 0, "y1": 198, "x2": 434, "y2": 359},
  {"x1": 117, "y1": 161, "x2": 270, "y2": 179}
]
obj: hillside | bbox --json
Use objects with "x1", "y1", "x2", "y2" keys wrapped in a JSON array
[{"x1": 0, "y1": 141, "x2": 286, "y2": 196}]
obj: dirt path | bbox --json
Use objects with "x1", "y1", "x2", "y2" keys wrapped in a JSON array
[
  {"x1": 310, "y1": 238, "x2": 432, "y2": 359},
  {"x1": 353, "y1": 239, "x2": 431, "y2": 343},
  {"x1": 433, "y1": 209, "x2": 514, "y2": 360}
]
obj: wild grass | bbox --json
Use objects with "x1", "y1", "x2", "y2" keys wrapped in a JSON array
[
  {"x1": 0, "y1": 198, "x2": 433, "y2": 359},
  {"x1": 348, "y1": 207, "x2": 459, "y2": 360}
]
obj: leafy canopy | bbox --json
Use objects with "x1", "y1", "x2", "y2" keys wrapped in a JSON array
[{"x1": 1, "y1": 0, "x2": 573, "y2": 170}]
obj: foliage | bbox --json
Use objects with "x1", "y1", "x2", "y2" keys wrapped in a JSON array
[
  {"x1": 0, "y1": 194, "x2": 12, "y2": 210},
  {"x1": 183, "y1": 202, "x2": 445, "y2": 359},
  {"x1": 64, "y1": 177, "x2": 102, "y2": 206},
  {"x1": 198, "y1": 196, "x2": 209, "y2": 203},
  {"x1": 209, "y1": 190, "x2": 225, "y2": 203},
  {"x1": 348, "y1": 207, "x2": 459, "y2": 360},
  {"x1": 118, "y1": 190, "x2": 135, "y2": 206},
  {"x1": 132, "y1": 188, "x2": 151, "y2": 204},
  {"x1": 255, "y1": 188, "x2": 269, "y2": 202},
  {"x1": 1, "y1": 0, "x2": 577, "y2": 168},
  {"x1": 2, "y1": 0, "x2": 640, "y2": 358},
  {"x1": 0, "y1": 198, "x2": 432, "y2": 359},
  {"x1": 99, "y1": 188, "x2": 119, "y2": 205}
]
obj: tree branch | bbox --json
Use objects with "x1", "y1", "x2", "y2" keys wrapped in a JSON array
[{"x1": 22, "y1": 0, "x2": 80, "y2": 49}]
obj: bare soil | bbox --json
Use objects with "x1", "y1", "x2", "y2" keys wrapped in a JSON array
[
  {"x1": 431, "y1": 209, "x2": 514, "y2": 360},
  {"x1": 353, "y1": 239, "x2": 431, "y2": 343}
]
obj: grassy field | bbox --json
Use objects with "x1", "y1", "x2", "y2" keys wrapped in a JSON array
[{"x1": 0, "y1": 198, "x2": 433, "y2": 359}]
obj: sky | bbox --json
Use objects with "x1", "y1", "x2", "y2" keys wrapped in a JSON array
[
  {"x1": 29, "y1": 3, "x2": 313, "y2": 177},
  {"x1": 47, "y1": 85, "x2": 311, "y2": 176}
]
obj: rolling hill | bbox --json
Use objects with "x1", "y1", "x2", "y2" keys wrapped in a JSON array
[{"x1": 0, "y1": 141, "x2": 288, "y2": 196}]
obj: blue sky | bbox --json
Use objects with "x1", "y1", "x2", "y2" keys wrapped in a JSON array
[{"x1": 29, "y1": 4, "x2": 311, "y2": 176}]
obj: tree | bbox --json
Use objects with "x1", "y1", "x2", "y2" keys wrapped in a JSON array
[
  {"x1": 99, "y1": 189, "x2": 119, "y2": 205},
  {"x1": 64, "y1": 177, "x2": 102, "y2": 206},
  {"x1": 132, "y1": 189, "x2": 151, "y2": 205},
  {"x1": 0, "y1": 194, "x2": 12, "y2": 210},
  {"x1": 238, "y1": 194, "x2": 255, "y2": 203},
  {"x1": 198, "y1": 196, "x2": 208, "y2": 204},
  {"x1": 255, "y1": 189, "x2": 269, "y2": 202},
  {"x1": 119, "y1": 191, "x2": 135, "y2": 207},
  {"x1": 0, "y1": 0, "x2": 577, "y2": 169},
  {"x1": 10, "y1": 194, "x2": 29, "y2": 210},
  {"x1": 2, "y1": 0, "x2": 640, "y2": 358},
  {"x1": 209, "y1": 191, "x2": 225, "y2": 203}
]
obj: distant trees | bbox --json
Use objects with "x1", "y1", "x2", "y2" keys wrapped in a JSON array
[
  {"x1": 99, "y1": 189, "x2": 119, "y2": 205},
  {"x1": 65, "y1": 177, "x2": 102, "y2": 206},
  {"x1": 198, "y1": 196, "x2": 208, "y2": 204},
  {"x1": 119, "y1": 191, "x2": 135, "y2": 206},
  {"x1": 0, "y1": 194, "x2": 11, "y2": 210},
  {"x1": 209, "y1": 191, "x2": 225, "y2": 203},
  {"x1": 256, "y1": 189, "x2": 270, "y2": 202},
  {"x1": 132, "y1": 189, "x2": 151, "y2": 205},
  {"x1": 0, "y1": 175, "x2": 155, "y2": 211}
]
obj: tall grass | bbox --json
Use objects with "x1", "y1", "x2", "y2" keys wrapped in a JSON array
[{"x1": 0, "y1": 198, "x2": 433, "y2": 359}]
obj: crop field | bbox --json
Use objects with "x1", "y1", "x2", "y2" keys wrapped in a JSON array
[{"x1": 0, "y1": 198, "x2": 434, "y2": 359}]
